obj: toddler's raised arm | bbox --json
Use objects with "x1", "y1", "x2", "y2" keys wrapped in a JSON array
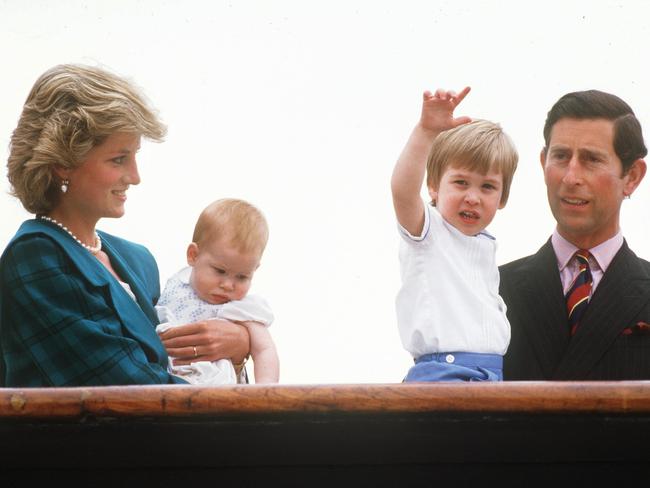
[{"x1": 391, "y1": 87, "x2": 471, "y2": 236}]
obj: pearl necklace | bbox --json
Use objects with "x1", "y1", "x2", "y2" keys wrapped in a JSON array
[{"x1": 38, "y1": 215, "x2": 102, "y2": 255}]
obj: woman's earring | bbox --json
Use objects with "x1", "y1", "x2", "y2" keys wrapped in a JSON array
[{"x1": 61, "y1": 179, "x2": 69, "y2": 193}]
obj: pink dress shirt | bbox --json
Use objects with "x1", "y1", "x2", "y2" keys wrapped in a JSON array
[{"x1": 551, "y1": 229, "x2": 624, "y2": 296}]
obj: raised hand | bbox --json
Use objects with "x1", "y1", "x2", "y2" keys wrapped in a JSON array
[
  {"x1": 391, "y1": 85, "x2": 473, "y2": 236},
  {"x1": 419, "y1": 86, "x2": 472, "y2": 134}
]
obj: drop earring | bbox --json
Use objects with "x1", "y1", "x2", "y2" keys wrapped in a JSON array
[{"x1": 61, "y1": 179, "x2": 69, "y2": 193}]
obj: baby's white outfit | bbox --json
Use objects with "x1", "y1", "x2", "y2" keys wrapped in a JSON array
[
  {"x1": 396, "y1": 204, "x2": 510, "y2": 359},
  {"x1": 156, "y1": 266, "x2": 274, "y2": 385}
]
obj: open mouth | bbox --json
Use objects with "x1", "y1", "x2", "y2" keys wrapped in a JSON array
[
  {"x1": 460, "y1": 211, "x2": 479, "y2": 220},
  {"x1": 561, "y1": 197, "x2": 588, "y2": 206}
]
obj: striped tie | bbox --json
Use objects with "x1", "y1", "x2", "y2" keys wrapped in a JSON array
[{"x1": 565, "y1": 249, "x2": 593, "y2": 336}]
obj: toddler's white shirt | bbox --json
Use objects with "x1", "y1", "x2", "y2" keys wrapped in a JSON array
[{"x1": 396, "y1": 204, "x2": 510, "y2": 358}]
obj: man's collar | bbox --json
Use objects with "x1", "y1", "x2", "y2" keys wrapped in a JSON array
[{"x1": 551, "y1": 228, "x2": 623, "y2": 273}]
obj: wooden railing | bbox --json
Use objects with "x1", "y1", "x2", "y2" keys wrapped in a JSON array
[
  {"x1": 2, "y1": 382, "x2": 650, "y2": 485},
  {"x1": 3, "y1": 381, "x2": 650, "y2": 416}
]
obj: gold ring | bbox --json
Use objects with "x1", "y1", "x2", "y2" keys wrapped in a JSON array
[{"x1": 193, "y1": 346, "x2": 198, "y2": 358}]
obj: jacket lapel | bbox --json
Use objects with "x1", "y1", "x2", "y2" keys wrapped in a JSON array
[
  {"x1": 99, "y1": 234, "x2": 159, "y2": 325},
  {"x1": 12, "y1": 220, "x2": 112, "y2": 287},
  {"x1": 94, "y1": 233, "x2": 166, "y2": 362},
  {"x1": 14, "y1": 220, "x2": 164, "y2": 362},
  {"x1": 554, "y1": 241, "x2": 650, "y2": 379},
  {"x1": 511, "y1": 240, "x2": 571, "y2": 378}
]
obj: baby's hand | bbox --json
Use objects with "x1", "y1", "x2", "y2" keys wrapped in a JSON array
[{"x1": 419, "y1": 87, "x2": 472, "y2": 134}]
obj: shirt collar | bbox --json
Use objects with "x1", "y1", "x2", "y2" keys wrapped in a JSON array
[
  {"x1": 477, "y1": 229, "x2": 496, "y2": 240},
  {"x1": 551, "y1": 228, "x2": 623, "y2": 273}
]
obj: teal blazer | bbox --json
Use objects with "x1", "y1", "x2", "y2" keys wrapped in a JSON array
[{"x1": 0, "y1": 219, "x2": 186, "y2": 386}]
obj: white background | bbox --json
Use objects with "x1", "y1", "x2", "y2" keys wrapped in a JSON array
[{"x1": 2, "y1": 1, "x2": 650, "y2": 384}]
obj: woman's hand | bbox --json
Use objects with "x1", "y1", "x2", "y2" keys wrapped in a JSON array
[{"x1": 158, "y1": 318, "x2": 251, "y2": 366}]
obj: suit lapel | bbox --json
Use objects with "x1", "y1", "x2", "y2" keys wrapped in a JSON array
[
  {"x1": 555, "y1": 241, "x2": 650, "y2": 379},
  {"x1": 511, "y1": 240, "x2": 571, "y2": 378}
]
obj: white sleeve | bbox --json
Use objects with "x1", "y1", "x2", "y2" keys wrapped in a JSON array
[
  {"x1": 398, "y1": 203, "x2": 432, "y2": 243},
  {"x1": 218, "y1": 294, "x2": 274, "y2": 327}
]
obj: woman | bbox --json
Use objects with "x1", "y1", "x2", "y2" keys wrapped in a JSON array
[{"x1": 0, "y1": 64, "x2": 250, "y2": 386}]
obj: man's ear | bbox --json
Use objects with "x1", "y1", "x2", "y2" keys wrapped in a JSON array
[
  {"x1": 623, "y1": 158, "x2": 647, "y2": 197},
  {"x1": 539, "y1": 148, "x2": 547, "y2": 170},
  {"x1": 186, "y1": 242, "x2": 199, "y2": 266}
]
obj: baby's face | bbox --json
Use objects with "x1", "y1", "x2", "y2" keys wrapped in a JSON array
[{"x1": 187, "y1": 239, "x2": 260, "y2": 305}]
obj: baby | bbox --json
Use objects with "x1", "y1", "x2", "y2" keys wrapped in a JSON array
[{"x1": 156, "y1": 198, "x2": 279, "y2": 384}]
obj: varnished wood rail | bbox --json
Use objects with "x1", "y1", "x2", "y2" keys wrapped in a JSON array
[
  {"x1": 2, "y1": 381, "x2": 650, "y2": 418},
  {"x1": 2, "y1": 382, "x2": 650, "y2": 485}
]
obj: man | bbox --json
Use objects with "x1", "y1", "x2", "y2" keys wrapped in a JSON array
[{"x1": 500, "y1": 90, "x2": 650, "y2": 380}]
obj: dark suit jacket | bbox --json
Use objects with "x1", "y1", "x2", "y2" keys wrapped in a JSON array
[
  {"x1": 499, "y1": 238, "x2": 650, "y2": 380},
  {"x1": 0, "y1": 219, "x2": 186, "y2": 386}
]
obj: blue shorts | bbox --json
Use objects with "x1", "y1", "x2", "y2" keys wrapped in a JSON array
[{"x1": 404, "y1": 352, "x2": 503, "y2": 382}]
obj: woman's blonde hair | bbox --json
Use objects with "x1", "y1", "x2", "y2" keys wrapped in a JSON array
[
  {"x1": 426, "y1": 119, "x2": 518, "y2": 205},
  {"x1": 193, "y1": 198, "x2": 269, "y2": 256},
  {"x1": 7, "y1": 64, "x2": 167, "y2": 214}
]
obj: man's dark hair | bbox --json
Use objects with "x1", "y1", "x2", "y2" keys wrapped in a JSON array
[{"x1": 543, "y1": 89, "x2": 647, "y2": 173}]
